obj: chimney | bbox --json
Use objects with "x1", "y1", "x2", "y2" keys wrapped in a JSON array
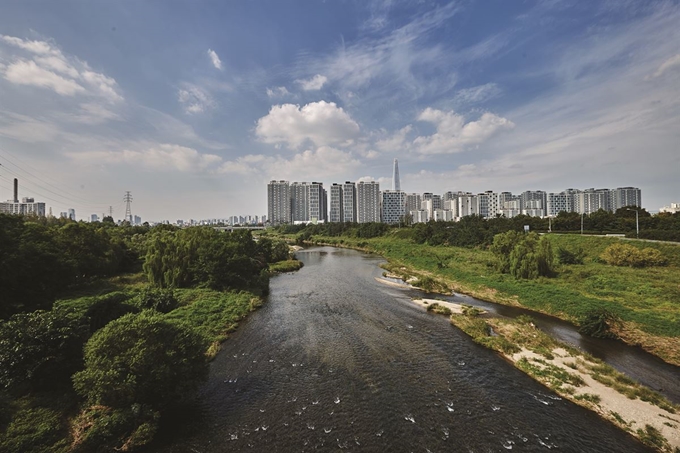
[{"x1": 13, "y1": 178, "x2": 18, "y2": 203}]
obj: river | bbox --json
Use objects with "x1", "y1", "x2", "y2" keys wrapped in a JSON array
[{"x1": 152, "y1": 247, "x2": 655, "y2": 452}]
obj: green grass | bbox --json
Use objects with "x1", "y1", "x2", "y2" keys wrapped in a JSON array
[
  {"x1": 279, "y1": 231, "x2": 680, "y2": 365},
  {"x1": 269, "y1": 259, "x2": 304, "y2": 273}
]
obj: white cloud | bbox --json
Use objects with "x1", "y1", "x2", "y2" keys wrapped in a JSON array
[
  {"x1": 255, "y1": 101, "x2": 360, "y2": 148},
  {"x1": 178, "y1": 84, "x2": 215, "y2": 114},
  {"x1": 413, "y1": 108, "x2": 515, "y2": 154},
  {"x1": 454, "y1": 83, "x2": 502, "y2": 105},
  {"x1": 70, "y1": 103, "x2": 121, "y2": 124},
  {"x1": 218, "y1": 146, "x2": 362, "y2": 180},
  {"x1": 647, "y1": 53, "x2": 680, "y2": 80},
  {"x1": 266, "y1": 86, "x2": 291, "y2": 98},
  {"x1": 375, "y1": 125, "x2": 412, "y2": 152},
  {"x1": 207, "y1": 49, "x2": 222, "y2": 70},
  {"x1": 296, "y1": 74, "x2": 328, "y2": 91},
  {"x1": 67, "y1": 144, "x2": 222, "y2": 172},
  {"x1": 0, "y1": 35, "x2": 123, "y2": 102},
  {"x1": 4, "y1": 60, "x2": 85, "y2": 95}
]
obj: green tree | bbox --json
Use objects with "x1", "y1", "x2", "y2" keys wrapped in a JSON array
[
  {"x1": 72, "y1": 311, "x2": 209, "y2": 409},
  {"x1": 490, "y1": 230, "x2": 523, "y2": 273}
]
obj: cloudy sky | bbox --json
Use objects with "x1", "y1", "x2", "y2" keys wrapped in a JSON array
[{"x1": 0, "y1": 1, "x2": 678, "y2": 221}]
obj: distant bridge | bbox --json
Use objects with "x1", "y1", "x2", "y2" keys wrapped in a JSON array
[{"x1": 214, "y1": 226, "x2": 266, "y2": 232}]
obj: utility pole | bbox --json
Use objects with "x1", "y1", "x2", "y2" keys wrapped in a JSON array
[{"x1": 124, "y1": 191, "x2": 133, "y2": 223}]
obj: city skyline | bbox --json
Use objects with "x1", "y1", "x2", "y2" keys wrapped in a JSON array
[{"x1": 0, "y1": 2, "x2": 679, "y2": 221}]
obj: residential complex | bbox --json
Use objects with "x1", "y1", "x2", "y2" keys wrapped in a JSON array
[
  {"x1": 267, "y1": 169, "x2": 645, "y2": 225},
  {"x1": 0, "y1": 178, "x2": 46, "y2": 217}
]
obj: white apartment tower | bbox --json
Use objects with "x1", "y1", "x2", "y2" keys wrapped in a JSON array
[
  {"x1": 291, "y1": 182, "x2": 310, "y2": 222},
  {"x1": 329, "y1": 183, "x2": 343, "y2": 222},
  {"x1": 342, "y1": 181, "x2": 357, "y2": 222},
  {"x1": 357, "y1": 181, "x2": 381, "y2": 223}
]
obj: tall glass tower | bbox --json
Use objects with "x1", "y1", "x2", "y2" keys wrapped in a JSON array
[{"x1": 392, "y1": 158, "x2": 401, "y2": 191}]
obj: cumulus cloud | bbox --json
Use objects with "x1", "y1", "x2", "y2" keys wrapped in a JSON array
[
  {"x1": 296, "y1": 74, "x2": 328, "y2": 91},
  {"x1": 375, "y1": 125, "x2": 412, "y2": 152},
  {"x1": 218, "y1": 146, "x2": 362, "y2": 180},
  {"x1": 647, "y1": 53, "x2": 680, "y2": 80},
  {"x1": 207, "y1": 49, "x2": 222, "y2": 70},
  {"x1": 67, "y1": 144, "x2": 222, "y2": 172},
  {"x1": 0, "y1": 34, "x2": 123, "y2": 102},
  {"x1": 178, "y1": 84, "x2": 215, "y2": 114},
  {"x1": 413, "y1": 108, "x2": 514, "y2": 154},
  {"x1": 255, "y1": 101, "x2": 360, "y2": 148},
  {"x1": 266, "y1": 86, "x2": 291, "y2": 98}
]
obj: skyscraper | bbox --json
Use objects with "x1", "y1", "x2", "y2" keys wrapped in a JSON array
[
  {"x1": 357, "y1": 181, "x2": 381, "y2": 223},
  {"x1": 392, "y1": 159, "x2": 401, "y2": 191},
  {"x1": 342, "y1": 181, "x2": 357, "y2": 222},
  {"x1": 381, "y1": 190, "x2": 406, "y2": 224},
  {"x1": 291, "y1": 182, "x2": 310, "y2": 222},
  {"x1": 267, "y1": 180, "x2": 291, "y2": 224},
  {"x1": 329, "y1": 183, "x2": 343, "y2": 222}
]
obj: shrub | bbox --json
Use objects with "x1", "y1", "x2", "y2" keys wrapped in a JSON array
[
  {"x1": 72, "y1": 311, "x2": 209, "y2": 409},
  {"x1": 600, "y1": 243, "x2": 667, "y2": 267},
  {"x1": 426, "y1": 303, "x2": 452, "y2": 316},
  {"x1": 578, "y1": 308, "x2": 621, "y2": 339},
  {"x1": 491, "y1": 232, "x2": 555, "y2": 279},
  {"x1": 133, "y1": 288, "x2": 178, "y2": 313},
  {"x1": 0, "y1": 308, "x2": 89, "y2": 392}
]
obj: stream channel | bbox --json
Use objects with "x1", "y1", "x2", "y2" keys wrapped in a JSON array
[{"x1": 151, "y1": 246, "x2": 678, "y2": 452}]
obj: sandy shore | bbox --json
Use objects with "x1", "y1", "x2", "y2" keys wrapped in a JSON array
[{"x1": 510, "y1": 347, "x2": 680, "y2": 451}]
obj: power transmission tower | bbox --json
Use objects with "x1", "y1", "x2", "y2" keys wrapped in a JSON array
[
  {"x1": 109, "y1": 206, "x2": 113, "y2": 217},
  {"x1": 124, "y1": 191, "x2": 133, "y2": 223}
]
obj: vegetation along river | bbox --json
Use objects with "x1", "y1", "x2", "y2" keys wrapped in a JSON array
[{"x1": 152, "y1": 247, "x2": 657, "y2": 452}]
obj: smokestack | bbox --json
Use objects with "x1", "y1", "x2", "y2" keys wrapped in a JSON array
[{"x1": 13, "y1": 178, "x2": 18, "y2": 203}]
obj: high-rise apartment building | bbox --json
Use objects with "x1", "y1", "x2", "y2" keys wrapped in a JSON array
[
  {"x1": 329, "y1": 183, "x2": 343, "y2": 222},
  {"x1": 291, "y1": 182, "x2": 310, "y2": 222},
  {"x1": 357, "y1": 181, "x2": 381, "y2": 223},
  {"x1": 381, "y1": 190, "x2": 406, "y2": 224},
  {"x1": 342, "y1": 181, "x2": 357, "y2": 222},
  {"x1": 267, "y1": 180, "x2": 291, "y2": 225},
  {"x1": 392, "y1": 159, "x2": 401, "y2": 191},
  {"x1": 308, "y1": 182, "x2": 327, "y2": 223},
  {"x1": 406, "y1": 193, "x2": 422, "y2": 213},
  {"x1": 610, "y1": 187, "x2": 641, "y2": 211}
]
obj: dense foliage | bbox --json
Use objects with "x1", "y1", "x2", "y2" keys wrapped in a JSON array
[
  {"x1": 600, "y1": 243, "x2": 667, "y2": 268},
  {"x1": 0, "y1": 216, "x2": 286, "y2": 452},
  {"x1": 143, "y1": 227, "x2": 270, "y2": 294},
  {"x1": 0, "y1": 215, "x2": 147, "y2": 318},
  {"x1": 491, "y1": 231, "x2": 555, "y2": 279},
  {"x1": 73, "y1": 311, "x2": 209, "y2": 408}
]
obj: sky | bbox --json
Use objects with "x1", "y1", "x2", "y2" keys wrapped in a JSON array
[{"x1": 0, "y1": 0, "x2": 679, "y2": 221}]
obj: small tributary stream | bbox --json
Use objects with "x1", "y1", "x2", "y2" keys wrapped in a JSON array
[{"x1": 151, "y1": 247, "x2": 663, "y2": 452}]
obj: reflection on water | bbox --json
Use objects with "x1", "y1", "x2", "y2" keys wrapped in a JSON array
[{"x1": 151, "y1": 247, "x2": 652, "y2": 452}]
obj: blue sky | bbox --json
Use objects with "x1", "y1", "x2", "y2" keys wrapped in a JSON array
[{"x1": 0, "y1": 0, "x2": 679, "y2": 221}]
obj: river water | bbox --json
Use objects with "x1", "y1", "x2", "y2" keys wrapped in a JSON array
[{"x1": 152, "y1": 247, "x2": 655, "y2": 452}]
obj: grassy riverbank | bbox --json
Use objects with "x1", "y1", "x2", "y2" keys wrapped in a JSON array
[{"x1": 274, "y1": 231, "x2": 680, "y2": 366}]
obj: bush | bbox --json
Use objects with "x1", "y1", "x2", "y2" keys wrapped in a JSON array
[
  {"x1": 133, "y1": 288, "x2": 178, "y2": 313},
  {"x1": 72, "y1": 311, "x2": 209, "y2": 409},
  {"x1": 426, "y1": 303, "x2": 452, "y2": 316},
  {"x1": 601, "y1": 243, "x2": 667, "y2": 267},
  {"x1": 70, "y1": 404, "x2": 159, "y2": 453},
  {"x1": 0, "y1": 308, "x2": 89, "y2": 392},
  {"x1": 578, "y1": 308, "x2": 621, "y2": 339}
]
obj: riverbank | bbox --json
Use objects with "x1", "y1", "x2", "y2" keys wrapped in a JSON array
[
  {"x1": 446, "y1": 312, "x2": 680, "y2": 452},
  {"x1": 277, "y1": 232, "x2": 680, "y2": 367}
]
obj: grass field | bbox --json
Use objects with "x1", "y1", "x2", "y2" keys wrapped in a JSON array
[{"x1": 279, "y1": 231, "x2": 680, "y2": 366}]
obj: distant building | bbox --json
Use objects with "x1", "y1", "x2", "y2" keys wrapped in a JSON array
[
  {"x1": 329, "y1": 183, "x2": 343, "y2": 222},
  {"x1": 91, "y1": 214, "x2": 99, "y2": 222},
  {"x1": 68, "y1": 208, "x2": 76, "y2": 221},
  {"x1": 267, "y1": 180, "x2": 291, "y2": 224},
  {"x1": 342, "y1": 181, "x2": 357, "y2": 223},
  {"x1": 0, "y1": 178, "x2": 46, "y2": 217},
  {"x1": 381, "y1": 190, "x2": 406, "y2": 224},
  {"x1": 134, "y1": 215, "x2": 142, "y2": 225},
  {"x1": 660, "y1": 203, "x2": 680, "y2": 214},
  {"x1": 308, "y1": 182, "x2": 327, "y2": 223},
  {"x1": 291, "y1": 182, "x2": 310, "y2": 222},
  {"x1": 357, "y1": 181, "x2": 381, "y2": 223}
]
